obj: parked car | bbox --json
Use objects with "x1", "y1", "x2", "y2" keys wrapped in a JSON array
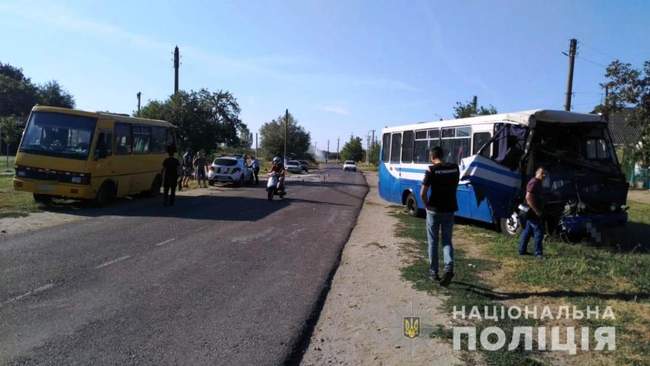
[
  {"x1": 208, "y1": 156, "x2": 254, "y2": 186},
  {"x1": 298, "y1": 160, "x2": 310, "y2": 172},
  {"x1": 343, "y1": 160, "x2": 357, "y2": 171},
  {"x1": 286, "y1": 160, "x2": 305, "y2": 174}
]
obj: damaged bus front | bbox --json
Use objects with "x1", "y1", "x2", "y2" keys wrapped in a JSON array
[{"x1": 463, "y1": 110, "x2": 628, "y2": 241}]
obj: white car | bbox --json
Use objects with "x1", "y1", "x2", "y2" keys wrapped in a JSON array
[
  {"x1": 342, "y1": 160, "x2": 357, "y2": 171},
  {"x1": 208, "y1": 156, "x2": 254, "y2": 186},
  {"x1": 286, "y1": 160, "x2": 306, "y2": 174}
]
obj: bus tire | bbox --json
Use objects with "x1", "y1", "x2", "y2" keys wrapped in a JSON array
[
  {"x1": 405, "y1": 193, "x2": 418, "y2": 217},
  {"x1": 499, "y1": 214, "x2": 522, "y2": 237},
  {"x1": 33, "y1": 193, "x2": 52, "y2": 204},
  {"x1": 95, "y1": 181, "x2": 115, "y2": 207},
  {"x1": 148, "y1": 175, "x2": 162, "y2": 197}
]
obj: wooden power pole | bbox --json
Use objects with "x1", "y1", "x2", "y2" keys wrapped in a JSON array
[{"x1": 564, "y1": 39, "x2": 577, "y2": 111}]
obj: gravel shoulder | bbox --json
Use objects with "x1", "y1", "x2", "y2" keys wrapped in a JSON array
[{"x1": 301, "y1": 172, "x2": 460, "y2": 365}]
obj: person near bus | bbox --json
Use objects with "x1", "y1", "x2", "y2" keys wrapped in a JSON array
[
  {"x1": 250, "y1": 156, "x2": 260, "y2": 185},
  {"x1": 162, "y1": 146, "x2": 180, "y2": 206},
  {"x1": 420, "y1": 146, "x2": 459, "y2": 286},
  {"x1": 518, "y1": 166, "x2": 547, "y2": 258},
  {"x1": 181, "y1": 149, "x2": 194, "y2": 188},
  {"x1": 193, "y1": 151, "x2": 208, "y2": 188}
]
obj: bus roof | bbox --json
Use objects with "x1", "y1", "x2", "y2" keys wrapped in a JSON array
[
  {"x1": 381, "y1": 109, "x2": 604, "y2": 134},
  {"x1": 31, "y1": 105, "x2": 176, "y2": 128}
]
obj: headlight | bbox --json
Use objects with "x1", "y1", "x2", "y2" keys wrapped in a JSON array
[
  {"x1": 610, "y1": 204, "x2": 617, "y2": 212},
  {"x1": 71, "y1": 176, "x2": 82, "y2": 184},
  {"x1": 17, "y1": 170, "x2": 26, "y2": 177}
]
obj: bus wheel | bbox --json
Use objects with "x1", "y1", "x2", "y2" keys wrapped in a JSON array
[
  {"x1": 405, "y1": 193, "x2": 418, "y2": 217},
  {"x1": 499, "y1": 213, "x2": 522, "y2": 237},
  {"x1": 95, "y1": 182, "x2": 115, "y2": 207},
  {"x1": 148, "y1": 175, "x2": 162, "y2": 197},
  {"x1": 33, "y1": 194, "x2": 52, "y2": 204}
]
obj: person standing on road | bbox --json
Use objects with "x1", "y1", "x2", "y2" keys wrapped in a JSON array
[
  {"x1": 162, "y1": 146, "x2": 180, "y2": 206},
  {"x1": 194, "y1": 151, "x2": 208, "y2": 188},
  {"x1": 181, "y1": 149, "x2": 194, "y2": 189},
  {"x1": 420, "y1": 146, "x2": 459, "y2": 287},
  {"x1": 518, "y1": 166, "x2": 547, "y2": 258},
  {"x1": 250, "y1": 156, "x2": 260, "y2": 185}
]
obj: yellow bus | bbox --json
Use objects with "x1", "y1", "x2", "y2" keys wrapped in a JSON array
[{"x1": 13, "y1": 106, "x2": 177, "y2": 205}]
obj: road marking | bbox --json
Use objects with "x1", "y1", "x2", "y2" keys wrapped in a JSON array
[
  {"x1": 95, "y1": 255, "x2": 131, "y2": 269},
  {"x1": 1, "y1": 283, "x2": 55, "y2": 307},
  {"x1": 154, "y1": 238, "x2": 176, "y2": 247}
]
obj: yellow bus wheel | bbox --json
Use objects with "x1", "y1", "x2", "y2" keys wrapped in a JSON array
[{"x1": 95, "y1": 182, "x2": 115, "y2": 207}]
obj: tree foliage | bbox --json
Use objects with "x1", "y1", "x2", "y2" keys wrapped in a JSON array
[
  {"x1": 367, "y1": 141, "x2": 380, "y2": 165},
  {"x1": 139, "y1": 89, "x2": 248, "y2": 153},
  {"x1": 598, "y1": 59, "x2": 650, "y2": 166},
  {"x1": 0, "y1": 62, "x2": 75, "y2": 118},
  {"x1": 452, "y1": 98, "x2": 497, "y2": 119},
  {"x1": 340, "y1": 136, "x2": 364, "y2": 162},
  {"x1": 259, "y1": 111, "x2": 311, "y2": 159}
]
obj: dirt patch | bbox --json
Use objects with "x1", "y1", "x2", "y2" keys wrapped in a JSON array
[
  {"x1": 300, "y1": 172, "x2": 460, "y2": 365},
  {"x1": 628, "y1": 189, "x2": 650, "y2": 204}
]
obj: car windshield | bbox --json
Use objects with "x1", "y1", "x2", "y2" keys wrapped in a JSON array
[
  {"x1": 214, "y1": 158, "x2": 238, "y2": 166},
  {"x1": 287, "y1": 161, "x2": 299, "y2": 165},
  {"x1": 345, "y1": 161, "x2": 355, "y2": 164},
  {"x1": 19, "y1": 112, "x2": 97, "y2": 160}
]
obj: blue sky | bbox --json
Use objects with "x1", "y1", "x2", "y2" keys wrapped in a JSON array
[{"x1": 1, "y1": 0, "x2": 649, "y2": 150}]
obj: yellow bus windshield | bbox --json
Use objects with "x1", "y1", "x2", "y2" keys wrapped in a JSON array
[{"x1": 20, "y1": 112, "x2": 97, "y2": 160}]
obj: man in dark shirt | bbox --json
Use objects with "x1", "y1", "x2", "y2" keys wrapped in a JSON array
[
  {"x1": 518, "y1": 166, "x2": 547, "y2": 258},
  {"x1": 420, "y1": 146, "x2": 460, "y2": 286},
  {"x1": 162, "y1": 146, "x2": 180, "y2": 206}
]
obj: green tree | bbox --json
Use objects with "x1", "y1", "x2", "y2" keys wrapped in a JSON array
[
  {"x1": 139, "y1": 89, "x2": 248, "y2": 153},
  {"x1": 452, "y1": 98, "x2": 497, "y2": 119},
  {"x1": 598, "y1": 59, "x2": 650, "y2": 167},
  {"x1": 37, "y1": 81, "x2": 75, "y2": 108},
  {"x1": 259, "y1": 111, "x2": 311, "y2": 159},
  {"x1": 368, "y1": 141, "x2": 380, "y2": 165},
  {"x1": 0, "y1": 63, "x2": 38, "y2": 117},
  {"x1": 340, "y1": 136, "x2": 364, "y2": 162},
  {"x1": 0, "y1": 116, "x2": 22, "y2": 155}
]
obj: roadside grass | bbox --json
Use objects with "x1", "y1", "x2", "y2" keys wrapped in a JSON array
[
  {"x1": 357, "y1": 162, "x2": 378, "y2": 172},
  {"x1": 0, "y1": 175, "x2": 40, "y2": 218},
  {"x1": 1, "y1": 155, "x2": 15, "y2": 174},
  {"x1": 394, "y1": 200, "x2": 650, "y2": 365}
]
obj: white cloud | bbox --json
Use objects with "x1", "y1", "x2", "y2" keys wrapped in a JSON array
[{"x1": 318, "y1": 105, "x2": 350, "y2": 116}]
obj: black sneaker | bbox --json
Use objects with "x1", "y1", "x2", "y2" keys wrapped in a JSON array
[
  {"x1": 428, "y1": 270, "x2": 441, "y2": 282},
  {"x1": 439, "y1": 270, "x2": 454, "y2": 287}
]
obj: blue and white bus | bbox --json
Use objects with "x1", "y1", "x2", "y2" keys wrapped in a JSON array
[{"x1": 378, "y1": 109, "x2": 628, "y2": 239}]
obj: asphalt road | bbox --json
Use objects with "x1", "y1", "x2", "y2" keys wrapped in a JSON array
[{"x1": 0, "y1": 166, "x2": 367, "y2": 365}]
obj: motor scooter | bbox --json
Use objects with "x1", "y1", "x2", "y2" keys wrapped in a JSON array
[{"x1": 267, "y1": 171, "x2": 286, "y2": 200}]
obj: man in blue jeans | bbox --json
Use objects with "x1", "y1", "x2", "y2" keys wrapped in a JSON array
[
  {"x1": 420, "y1": 146, "x2": 460, "y2": 286},
  {"x1": 519, "y1": 167, "x2": 547, "y2": 258}
]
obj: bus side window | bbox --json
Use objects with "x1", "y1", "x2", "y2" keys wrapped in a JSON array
[
  {"x1": 473, "y1": 132, "x2": 491, "y2": 157},
  {"x1": 133, "y1": 126, "x2": 151, "y2": 154},
  {"x1": 381, "y1": 133, "x2": 390, "y2": 162},
  {"x1": 115, "y1": 123, "x2": 132, "y2": 155},
  {"x1": 390, "y1": 133, "x2": 401, "y2": 163},
  {"x1": 401, "y1": 130, "x2": 414, "y2": 163}
]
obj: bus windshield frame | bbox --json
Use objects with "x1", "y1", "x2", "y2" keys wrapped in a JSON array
[{"x1": 19, "y1": 111, "x2": 97, "y2": 160}]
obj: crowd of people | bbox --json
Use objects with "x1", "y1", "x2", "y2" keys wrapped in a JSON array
[{"x1": 159, "y1": 147, "x2": 270, "y2": 207}]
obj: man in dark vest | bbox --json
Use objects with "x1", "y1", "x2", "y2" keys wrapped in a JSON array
[{"x1": 420, "y1": 146, "x2": 460, "y2": 286}]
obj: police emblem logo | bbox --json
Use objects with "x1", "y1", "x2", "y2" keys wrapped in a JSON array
[{"x1": 403, "y1": 317, "x2": 420, "y2": 338}]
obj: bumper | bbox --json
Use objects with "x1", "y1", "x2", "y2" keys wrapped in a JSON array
[
  {"x1": 13, "y1": 177, "x2": 94, "y2": 199},
  {"x1": 209, "y1": 173, "x2": 239, "y2": 182},
  {"x1": 560, "y1": 212, "x2": 628, "y2": 234}
]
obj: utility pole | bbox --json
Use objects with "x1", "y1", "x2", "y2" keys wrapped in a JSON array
[
  {"x1": 472, "y1": 95, "x2": 478, "y2": 115},
  {"x1": 564, "y1": 38, "x2": 577, "y2": 111},
  {"x1": 603, "y1": 85, "x2": 610, "y2": 122},
  {"x1": 136, "y1": 92, "x2": 141, "y2": 115},
  {"x1": 336, "y1": 138, "x2": 340, "y2": 163},
  {"x1": 173, "y1": 46, "x2": 180, "y2": 95},
  {"x1": 326, "y1": 140, "x2": 329, "y2": 164},
  {"x1": 255, "y1": 132, "x2": 258, "y2": 158},
  {"x1": 284, "y1": 109, "x2": 289, "y2": 164}
]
